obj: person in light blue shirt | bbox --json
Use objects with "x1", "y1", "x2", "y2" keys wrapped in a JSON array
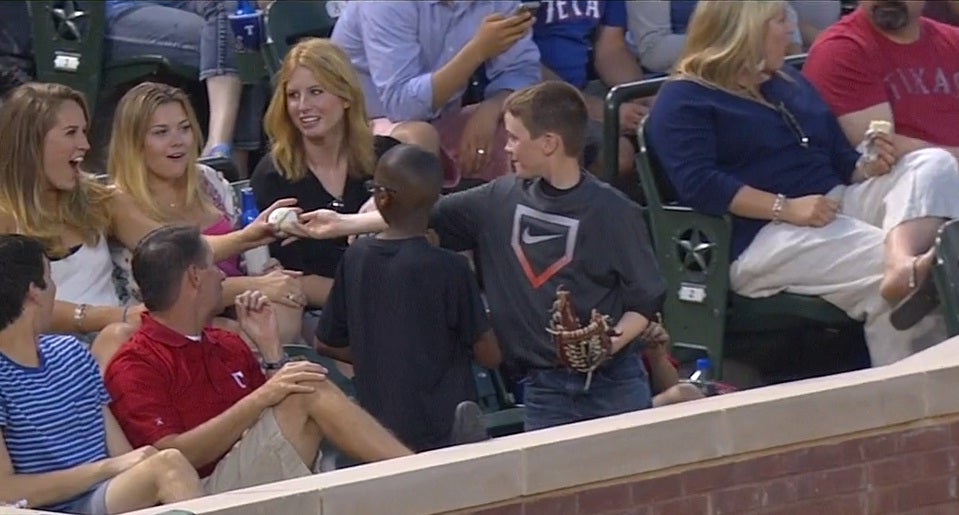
[
  {"x1": 0, "y1": 234, "x2": 201, "y2": 514},
  {"x1": 331, "y1": 1, "x2": 541, "y2": 185}
]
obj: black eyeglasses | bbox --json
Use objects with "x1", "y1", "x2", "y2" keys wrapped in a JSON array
[
  {"x1": 364, "y1": 179, "x2": 396, "y2": 195},
  {"x1": 776, "y1": 101, "x2": 809, "y2": 148}
]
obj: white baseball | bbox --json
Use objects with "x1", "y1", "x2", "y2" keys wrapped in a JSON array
[{"x1": 267, "y1": 207, "x2": 298, "y2": 232}]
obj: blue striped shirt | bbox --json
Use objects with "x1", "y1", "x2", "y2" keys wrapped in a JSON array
[{"x1": 0, "y1": 335, "x2": 111, "y2": 511}]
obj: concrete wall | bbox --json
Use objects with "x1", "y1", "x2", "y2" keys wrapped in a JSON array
[{"x1": 11, "y1": 337, "x2": 959, "y2": 515}]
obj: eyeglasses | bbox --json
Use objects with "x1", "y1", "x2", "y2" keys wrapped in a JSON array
[
  {"x1": 776, "y1": 101, "x2": 809, "y2": 148},
  {"x1": 326, "y1": 198, "x2": 345, "y2": 212},
  {"x1": 364, "y1": 179, "x2": 396, "y2": 195}
]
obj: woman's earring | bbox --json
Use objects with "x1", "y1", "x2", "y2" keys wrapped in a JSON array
[{"x1": 756, "y1": 59, "x2": 767, "y2": 72}]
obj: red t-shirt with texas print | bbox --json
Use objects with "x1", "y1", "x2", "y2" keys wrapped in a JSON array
[{"x1": 804, "y1": 8, "x2": 959, "y2": 147}]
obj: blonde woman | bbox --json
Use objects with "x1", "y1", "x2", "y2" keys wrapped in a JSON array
[
  {"x1": 252, "y1": 38, "x2": 399, "y2": 308},
  {"x1": 0, "y1": 83, "x2": 293, "y2": 367},
  {"x1": 108, "y1": 82, "x2": 304, "y2": 345},
  {"x1": 645, "y1": 0, "x2": 959, "y2": 366}
]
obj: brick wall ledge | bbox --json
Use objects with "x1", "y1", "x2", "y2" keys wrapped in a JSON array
[{"x1": 11, "y1": 336, "x2": 959, "y2": 515}]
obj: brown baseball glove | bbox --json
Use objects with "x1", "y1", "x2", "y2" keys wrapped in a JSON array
[{"x1": 546, "y1": 286, "x2": 617, "y2": 390}]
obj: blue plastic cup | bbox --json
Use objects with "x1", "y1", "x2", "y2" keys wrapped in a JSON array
[{"x1": 228, "y1": 10, "x2": 263, "y2": 51}]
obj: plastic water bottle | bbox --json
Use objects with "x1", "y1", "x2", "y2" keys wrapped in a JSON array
[
  {"x1": 239, "y1": 187, "x2": 270, "y2": 275},
  {"x1": 688, "y1": 358, "x2": 712, "y2": 395}
]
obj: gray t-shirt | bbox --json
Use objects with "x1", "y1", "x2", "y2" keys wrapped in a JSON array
[{"x1": 430, "y1": 173, "x2": 666, "y2": 371}]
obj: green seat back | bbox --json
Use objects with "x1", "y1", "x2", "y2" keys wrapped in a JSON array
[{"x1": 263, "y1": 1, "x2": 339, "y2": 80}]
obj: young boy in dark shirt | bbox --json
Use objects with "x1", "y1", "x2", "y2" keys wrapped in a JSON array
[
  {"x1": 315, "y1": 145, "x2": 501, "y2": 452},
  {"x1": 300, "y1": 82, "x2": 666, "y2": 431}
]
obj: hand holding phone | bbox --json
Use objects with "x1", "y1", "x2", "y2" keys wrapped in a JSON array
[
  {"x1": 514, "y1": 1, "x2": 541, "y2": 17},
  {"x1": 470, "y1": 6, "x2": 538, "y2": 61}
]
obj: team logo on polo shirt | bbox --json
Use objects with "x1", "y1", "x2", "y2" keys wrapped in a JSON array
[
  {"x1": 231, "y1": 371, "x2": 248, "y2": 389},
  {"x1": 511, "y1": 205, "x2": 579, "y2": 288}
]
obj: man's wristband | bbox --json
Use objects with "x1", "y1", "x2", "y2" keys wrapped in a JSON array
[{"x1": 263, "y1": 354, "x2": 291, "y2": 371}]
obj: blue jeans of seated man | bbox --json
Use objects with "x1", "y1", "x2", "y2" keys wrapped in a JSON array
[
  {"x1": 105, "y1": 1, "x2": 266, "y2": 149},
  {"x1": 523, "y1": 353, "x2": 652, "y2": 432}
]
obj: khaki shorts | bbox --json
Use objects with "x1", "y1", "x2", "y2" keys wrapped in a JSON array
[{"x1": 201, "y1": 409, "x2": 314, "y2": 495}]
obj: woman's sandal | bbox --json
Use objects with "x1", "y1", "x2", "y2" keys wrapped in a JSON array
[{"x1": 890, "y1": 255, "x2": 940, "y2": 330}]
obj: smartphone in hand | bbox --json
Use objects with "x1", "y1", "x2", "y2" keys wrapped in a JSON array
[{"x1": 514, "y1": 1, "x2": 541, "y2": 17}]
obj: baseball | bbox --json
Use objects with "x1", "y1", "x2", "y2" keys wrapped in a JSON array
[{"x1": 267, "y1": 207, "x2": 299, "y2": 232}]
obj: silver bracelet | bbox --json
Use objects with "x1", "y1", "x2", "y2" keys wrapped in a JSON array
[{"x1": 772, "y1": 194, "x2": 786, "y2": 224}]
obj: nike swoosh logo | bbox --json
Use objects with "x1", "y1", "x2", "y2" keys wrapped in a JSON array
[{"x1": 521, "y1": 227, "x2": 564, "y2": 245}]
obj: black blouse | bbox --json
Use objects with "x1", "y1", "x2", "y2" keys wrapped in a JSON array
[{"x1": 250, "y1": 136, "x2": 400, "y2": 279}]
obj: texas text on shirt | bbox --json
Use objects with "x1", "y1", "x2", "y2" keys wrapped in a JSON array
[
  {"x1": 804, "y1": 7, "x2": 959, "y2": 148},
  {"x1": 533, "y1": 0, "x2": 628, "y2": 88}
]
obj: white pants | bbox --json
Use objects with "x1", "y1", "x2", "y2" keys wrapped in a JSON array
[{"x1": 731, "y1": 148, "x2": 959, "y2": 365}]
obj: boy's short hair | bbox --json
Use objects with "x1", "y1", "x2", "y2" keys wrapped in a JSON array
[
  {"x1": 0, "y1": 234, "x2": 47, "y2": 331},
  {"x1": 503, "y1": 81, "x2": 588, "y2": 158}
]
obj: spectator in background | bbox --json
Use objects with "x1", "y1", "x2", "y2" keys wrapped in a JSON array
[
  {"x1": 0, "y1": 1, "x2": 31, "y2": 98},
  {"x1": 627, "y1": 0, "x2": 805, "y2": 76},
  {"x1": 316, "y1": 145, "x2": 501, "y2": 451},
  {"x1": 108, "y1": 82, "x2": 306, "y2": 346},
  {"x1": 804, "y1": 0, "x2": 959, "y2": 313},
  {"x1": 104, "y1": 1, "x2": 265, "y2": 174},
  {"x1": 253, "y1": 38, "x2": 399, "y2": 310},
  {"x1": 645, "y1": 0, "x2": 957, "y2": 366},
  {"x1": 0, "y1": 83, "x2": 295, "y2": 368},
  {"x1": 331, "y1": 1, "x2": 541, "y2": 185},
  {"x1": 533, "y1": 0, "x2": 644, "y2": 178},
  {"x1": 790, "y1": 0, "x2": 843, "y2": 47},
  {"x1": 0, "y1": 234, "x2": 201, "y2": 514},
  {"x1": 105, "y1": 225, "x2": 411, "y2": 495},
  {"x1": 924, "y1": 0, "x2": 959, "y2": 26}
]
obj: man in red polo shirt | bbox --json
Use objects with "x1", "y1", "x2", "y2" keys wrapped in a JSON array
[{"x1": 104, "y1": 225, "x2": 411, "y2": 494}]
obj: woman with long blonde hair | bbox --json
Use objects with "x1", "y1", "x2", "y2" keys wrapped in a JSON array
[
  {"x1": 645, "y1": 0, "x2": 959, "y2": 365},
  {"x1": 252, "y1": 38, "x2": 399, "y2": 308},
  {"x1": 109, "y1": 82, "x2": 305, "y2": 344},
  {"x1": 0, "y1": 82, "x2": 293, "y2": 366}
]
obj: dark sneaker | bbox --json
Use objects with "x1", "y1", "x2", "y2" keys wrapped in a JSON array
[{"x1": 450, "y1": 401, "x2": 490, "y2": 445}]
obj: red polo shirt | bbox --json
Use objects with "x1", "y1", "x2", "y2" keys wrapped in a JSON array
[{"x1": 104, "y1": 314, "x2": 266, "y2": 477}]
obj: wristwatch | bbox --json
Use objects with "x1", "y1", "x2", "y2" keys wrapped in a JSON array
[{"x1": 263, "y1": 354, "x2": 291, "y2": 371}]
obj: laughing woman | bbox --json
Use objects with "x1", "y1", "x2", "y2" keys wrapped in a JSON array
[
  {"x1": 107, "y1": 82, "x2": 305, "y2": 345},
  {"x1": 0, "y1": 82, "x2": 292, "y2": 368}
]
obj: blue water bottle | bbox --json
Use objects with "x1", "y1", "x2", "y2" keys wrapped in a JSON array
[
  {"x1": 239, "y1": 187, "x2": 270, "y2": 274},
  {"x1": 688, "y1": 358, "x2": 712, "y2": 396},
  {"x1": 240, "y1": 187, "x2": 259, "y2": 227}
]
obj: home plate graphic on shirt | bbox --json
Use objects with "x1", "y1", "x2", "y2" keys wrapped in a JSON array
[{"x1": 511, "y1": 205, "x2": 580, "y2": 289}]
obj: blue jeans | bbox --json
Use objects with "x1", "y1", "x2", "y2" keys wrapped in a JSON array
[
  {"x1": 105, "y1": 1, "x2": 266, "y2": 149},
  {"x1": 523, "y1": 353, "x2": 652, "y2": 431},
  {"x1": 106, "y1": 0, "x2": 236, "y2": 80}
]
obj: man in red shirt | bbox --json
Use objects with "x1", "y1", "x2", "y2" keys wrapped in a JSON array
[
  {"x1": 104, "y1": 225, "x2": 411, "y2": 495},
  {"x1": 804, "y1": 0, "x2": 959, "y2": 317}
]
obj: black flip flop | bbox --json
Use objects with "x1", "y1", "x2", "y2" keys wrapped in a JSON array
[{"x1": 890, "y1": 257, "x2": 940, "y2": 330}]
